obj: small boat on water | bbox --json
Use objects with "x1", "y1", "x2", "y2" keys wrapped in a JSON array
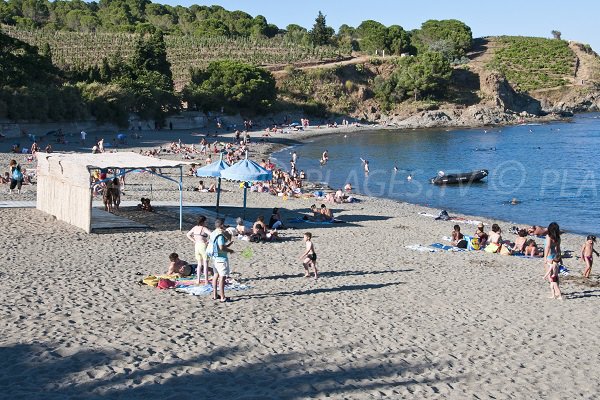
[{"x1": 430, "y1": 169, "x2": 488, "y2": 185}]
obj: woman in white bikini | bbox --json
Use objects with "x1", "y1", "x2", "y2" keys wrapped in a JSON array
[{"x1": 186, "y1": 216, "x2": 212, "y2": 284}]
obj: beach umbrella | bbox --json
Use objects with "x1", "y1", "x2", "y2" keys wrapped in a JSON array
[
  {"x1": 220, "y1": 153, "x2": 273, "y2": 219},
  {"x1": 195, "y1": 153, "x2": 230, "y2": 214}
]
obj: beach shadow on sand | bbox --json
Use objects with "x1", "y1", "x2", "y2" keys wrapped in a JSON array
[
  {"x1": 0, "y1": 342, "x2": 462, "y2": 399},
  {"x1": 253, "y1": 268, "x2": 414, "y2": 281},
  {"x1": 235, "y1": 281, "x2": 407, "y2": 301},
  {"x1": 565, "y1": 289, "x2": 600, "y2": 299}
]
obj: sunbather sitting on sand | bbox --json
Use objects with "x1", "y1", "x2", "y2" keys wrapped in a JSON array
[
  {"x1": 236, "y1": 217, "x2": 251, "y2": 236},
  {"x1": 451, "y1": 225, "x2": 467, "y2": 248},
  {"x1": 524, "y1": 239, "x2": 540, "y2": 257},
  {"x1": 304, "y1": 204, "x2": 323, "y2": 221},
  {"x1": 324, "y1": 192, "x2": 336, "y2": 203},
  {"x1": 489, "y1": 224, "x2": 502, "y2": 245},
  {"x1": 513, "y1": 229, "x2": 528, "y2": 253},
  {"x1": 268, "y1": 208, "x2": 283, "y2": 230},
  {"x1": 253, "y1": 215, "x2": 278, "y2": 241},
  {"x1": 475, "y1": 223, "x2": 488, "y2": 249},
  {"x1": 320, "y1": 204, "x2": 334, "y2": 222},
  {"x1": 167, "y1": 253, "x2": 191, "y2": 277}
]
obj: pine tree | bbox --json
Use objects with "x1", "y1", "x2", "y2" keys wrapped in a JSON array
[{"x1": 309, "y1": 11, "x2": 334, "y2": 46}]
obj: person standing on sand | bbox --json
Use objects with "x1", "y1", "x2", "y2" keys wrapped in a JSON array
[
  {"x1": 581, "y1": 235, "x2": 599, "y2": 279},
  {"x1": 299, "y1": 232, "x2": 318, "y2": 279},
  {"x1": 8, "y1": 159, "x2": 23, "y2": 194},
  {"x1": 209, "y1": 218, "x2": 234, "y2": 302},
  {"x1": 543, "y1": 222, "x2": 563, "y2": 300},
  {"x1": 186, "y1": 216, "x2": 212, "y2": 284}
]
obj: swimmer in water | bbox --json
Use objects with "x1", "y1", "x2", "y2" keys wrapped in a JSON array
[
  {"x1": 360, "y1": 158, "x2": 369, "y2": 174},
  {"x1": 393, "y1": 165, "x2": 398, "y2": 172},
  {"x1": 407, "y1": 174, "x2": 412, "y2": 181},
  {"x1": 320, "y1": 149, "x2": 329, "y2": 165}
]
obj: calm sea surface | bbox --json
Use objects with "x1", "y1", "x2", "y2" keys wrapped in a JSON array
[{"x1": 272, "y1": 113, "x2": 600, "y2": 235}]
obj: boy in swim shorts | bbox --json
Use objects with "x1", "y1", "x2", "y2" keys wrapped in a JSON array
[{"x1": 299, "y1": 232, "x2": 318, "y2": 279}]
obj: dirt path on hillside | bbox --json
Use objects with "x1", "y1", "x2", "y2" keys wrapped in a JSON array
[{"x1": 269, "y1": 55, "x2": 374, "y2": 76}]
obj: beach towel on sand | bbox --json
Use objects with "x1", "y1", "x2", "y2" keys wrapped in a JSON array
[
  {"x1": 430, "y1": 243, "x2": 466, "y2": 252},
  {"x1": 405, "y1": 244, "x2": 438, "y2": 253},
  {"x1": 176, "y1": 280, "x2": 251, "y2": 296},
  {"x1": 419, "y1": 212, "x2": 483, "y2": 226}
]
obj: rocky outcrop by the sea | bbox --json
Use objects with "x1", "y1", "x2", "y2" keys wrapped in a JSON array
[{"x1": 381, "y1": 105, "x2": 551, "y2": 129}]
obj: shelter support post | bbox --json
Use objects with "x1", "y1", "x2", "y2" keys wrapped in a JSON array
[
  {"x1": 243, "y1": 185, "x2": 247, "y2": 220},
  {"x1": 216, "y1": 177, "x2": 222, "y2": 215},
  {"x1": 179, "y1": 166, "x2": 183, "y2": 231}
]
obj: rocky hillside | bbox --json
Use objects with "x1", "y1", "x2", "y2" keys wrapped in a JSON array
[{"x1": 274, "y1": 36, "x2": 600, "y2": 127}]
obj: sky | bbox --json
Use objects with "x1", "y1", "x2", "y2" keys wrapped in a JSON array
[{"x1": 161, "y1": 0, "x2": 600, "y2": 51}]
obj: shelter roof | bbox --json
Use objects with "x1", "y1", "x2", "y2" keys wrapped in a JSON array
[{"x1": 37, "y1": 152, "x2": 187, "y2": 170}]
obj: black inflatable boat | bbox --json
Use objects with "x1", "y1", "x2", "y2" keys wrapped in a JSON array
[{"x1": 430, "y1": 169, "x2": 488, "y2": 185}]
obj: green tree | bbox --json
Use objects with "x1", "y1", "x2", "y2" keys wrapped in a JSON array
[
  {"x1": 412, "y1": 19, "x2": 472, "y2": 60},
  {"x1": 115, "y1": 70, "x2": 178, "y2": 120},
  {"x1": 21, "y1": 0, "x2": 49, "y2": 25},
  {"x1": 387, "y1": 25, "x2": 409, "y2": 55},
  {"x1": 374, "y1": 52, "x2": 451, "y2": 104},
  {"x1": 309, "y1": 11, "x2": 333, "y2": 46},
  {"x1": 182, "y1": 60, "x2": 276, "y2": 114},
  {"x1": 130, "y1": 30, "x2": 173, "y2": 89},
  {"x1": 195, "y1": 17, "x2": 229, "y2": 36},
  {"x1": 356, "y1": 20, "x2": 387, "y2": 54},
  {"x1": 284, "y1": 23, "x2": 309, "y2": 45}
]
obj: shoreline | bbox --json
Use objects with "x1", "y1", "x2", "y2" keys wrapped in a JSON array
[{"x1": 1, "y1": 114, "x2": 587, "y2": 240}]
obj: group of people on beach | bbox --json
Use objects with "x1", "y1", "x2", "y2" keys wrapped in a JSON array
[
  {"x1": 450, "y1": 219, "x2": 599, "y2": 300},
  {"x1": 169, "y1": 213, "x2": 318, "y2": 302}
]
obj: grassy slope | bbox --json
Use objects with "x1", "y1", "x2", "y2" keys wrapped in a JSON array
[{"x1": 485, "y1": 36, "x2": 576, "y2": 92}]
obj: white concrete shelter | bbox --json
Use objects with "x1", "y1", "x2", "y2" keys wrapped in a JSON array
[{"x1": 36, "y1": 152, "x2": 186, "y2": 233}]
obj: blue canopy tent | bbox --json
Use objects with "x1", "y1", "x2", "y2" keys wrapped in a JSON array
[
  {"x1": 195, "y1": 153, "x2": 229, "y2": 214},
  {"x1": 220, "y1": 154, "x2": 272, "y2": 219}
]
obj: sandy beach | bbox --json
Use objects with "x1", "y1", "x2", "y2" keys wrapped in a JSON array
[{"x1": 2, "y1": 125, "x2": 600, "y2": 398}]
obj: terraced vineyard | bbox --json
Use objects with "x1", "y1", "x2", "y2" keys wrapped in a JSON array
[
  {"x1": 1, "y1": 25, "x2": 348, "y2": 89},
  {"x1": 486, "y1": 36, "x2": 577, "y2": 92}
]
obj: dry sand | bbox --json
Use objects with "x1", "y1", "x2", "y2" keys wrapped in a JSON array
[{"x1": 2, "y1": 126, "x2": 600, "y2": 399}]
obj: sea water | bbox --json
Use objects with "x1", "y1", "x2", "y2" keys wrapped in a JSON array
[{"x1": 272, "y1": 113, "x2": 600, "y2": 235}]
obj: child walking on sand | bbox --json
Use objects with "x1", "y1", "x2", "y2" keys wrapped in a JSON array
[
  {"x1": 581, "y1": 235, "x2": 599, "y2": 279},
  {"x1": 300, "y1": 232, "x2": 318, "y2": 279},
  {"x1": 543, "y1": 222, "x2": 563, "y2": 300}
]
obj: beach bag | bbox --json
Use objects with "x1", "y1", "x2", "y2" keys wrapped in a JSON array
[
  {"x1": 206, "y1": 233, "x2": 224, "y2": 258},
  {"x1": 12, "y1": 167, "x2": 23, "y2": 181},
  {"x1": 157, "y1": 278, "x2": 176, "y2": 289},
  {"x1": 465, "y1": 235, "x2": 480, "y2": 251}
]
